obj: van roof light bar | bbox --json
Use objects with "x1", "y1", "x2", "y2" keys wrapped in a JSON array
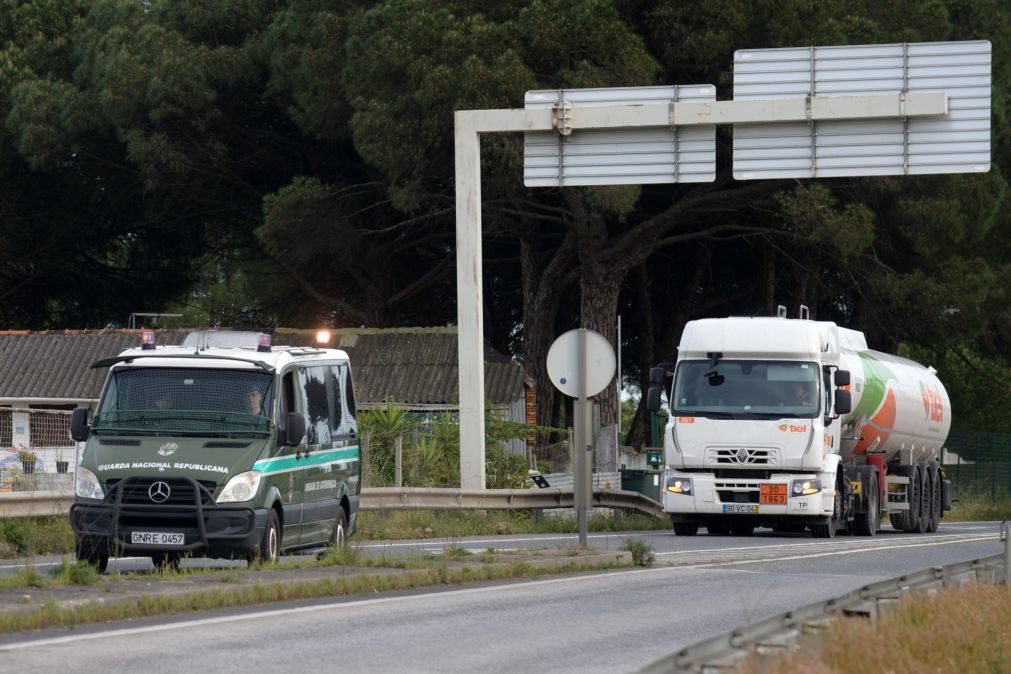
[
  {"x1": 141, "y1": 330, "x2": 157, "y2": 350},
  {"x1": 257, "y1": 333, "x2": 272, "y2": 353}
]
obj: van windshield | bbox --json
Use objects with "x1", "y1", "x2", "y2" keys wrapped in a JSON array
[
  {"x1": 93, "y1": 367, "x2": 273, "y2": 436},
  {"x1": 672, "y1": 360, "x2": 820, "y2": 419}
]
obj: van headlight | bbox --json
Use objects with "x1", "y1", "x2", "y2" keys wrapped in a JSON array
[
  {"x1": 218, "y1": 470, "x2": 262, "y2": 503},
  {"x1": 75, "y1": 466, "x2": 105, "y2": 501},
  {"x1": 791, "y1": 479, "x2": 822, "y2": 496}
]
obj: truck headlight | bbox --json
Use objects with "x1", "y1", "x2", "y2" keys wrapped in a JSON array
[
  {"x1": 791, "y1": 479, "x2": 822, "y2": 496},
  {"x1": 75, "y1": 466, "x2": 105, "y2": 500},
  {"x1": 666, "y1": 477, "x2": 693, "y2": 495},
  {"x1": 217, "y1": 470, "x2": 262, "y2": 503}
]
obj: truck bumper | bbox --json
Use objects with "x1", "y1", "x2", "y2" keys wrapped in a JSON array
[{"x1": 662, "y1": 471, "x2": 834, "y2": 518}]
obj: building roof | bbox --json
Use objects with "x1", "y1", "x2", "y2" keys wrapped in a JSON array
[{"x1": 0, "y1": 327, "x2": 524, "y2": 408}]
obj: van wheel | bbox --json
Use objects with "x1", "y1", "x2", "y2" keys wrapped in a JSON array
[
  {"x1": 75, "y1": 538, "x2": 109, "y2": 574},
  {"x1": 249, "y1": 510, "x2": 280, "y2": 565},
  {"x1": 331, "y1": 507, "x2": 348, "y2": 547},
  {"x1": 151, "y1": 552, "x2": 181, "y2": 572}
]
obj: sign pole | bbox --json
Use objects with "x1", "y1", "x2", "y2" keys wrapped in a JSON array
[{"x1": 575, "y1": 329, "x2": 589, "y2": 547}]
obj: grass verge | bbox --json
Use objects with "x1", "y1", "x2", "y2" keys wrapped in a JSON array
[
  {"x1": 0, "y1": 547, "x2": 632, "y2": 634},
  {"x1": 733, "y1": 583, "x2": 1011, "y2": 674}
]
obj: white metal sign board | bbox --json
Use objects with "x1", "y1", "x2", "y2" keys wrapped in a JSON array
[
  {"x1": 524, "y1": 86, "x2": 716, "y2": 186},
  {"x1": 733, "y1": 40, "x2": 991, "y2": 179}
]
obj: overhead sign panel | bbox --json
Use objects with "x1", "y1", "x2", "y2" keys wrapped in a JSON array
[
  {"x1": 733, "y1": 40, "x2": 991, "y2": 180},
  {"x1": 524, "y1": 86, "x2": 716, "y2": 187}
]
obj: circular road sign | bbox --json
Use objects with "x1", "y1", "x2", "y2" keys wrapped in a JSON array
[{"x1": 546, "y1": 328, "x2": 616, "y2": 398}]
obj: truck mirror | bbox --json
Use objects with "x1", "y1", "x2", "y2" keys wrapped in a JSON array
[
  {"x1": 70, "y1": 407, "x2": 91, "y2": 442},
  {"x1": 834, "y1": 390, "x2": 852, "y2": 415},
  {"x1": 649, "y1": 367, "x2": 666, "y2": 385},
  {"x1": 646, "y1": 385, "x2": 662, "y2": 413},
  {"x1": 284, "y1": 412, "x2": 306, "y2": 446},
  {"x1": 834, "y1": 370, "x2": 851, "y2": 387}
]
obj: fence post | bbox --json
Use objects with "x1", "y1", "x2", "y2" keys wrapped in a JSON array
[{"x1": 395, "y1": 435, "x2": 403, "y2": 488}]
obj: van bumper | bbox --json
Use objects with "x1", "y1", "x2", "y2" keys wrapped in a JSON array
[{"x1": 70, "y1": 502, "x2": 269, "y2": 560}]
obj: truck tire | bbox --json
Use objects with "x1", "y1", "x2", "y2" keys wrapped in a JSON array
[
  {"x1": 927, "y1": 464, "x2": 942, "y2": 532},
  {"x1": 851, "y1": 468, "x2": 879, "y2": 536},
  {"x1": 915, "y1": 462, "x2": 930, "y2": 533},
  {"x1": 672, "y1": 522, "x2": 699, "y2": 536},
  {"x1": 888, "y1": 465, "x2": 920, "y2": 532},
  {"x1": 151, "y1": 552, "x2": 181, "y2": 572},
  {"x1": 812, "y1": 473, "x2": 844, "y2": 538}
]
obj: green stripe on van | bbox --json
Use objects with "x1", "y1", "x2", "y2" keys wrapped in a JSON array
[{"x1": 253, "y1": 446, "x2": 359, "y2": 475}]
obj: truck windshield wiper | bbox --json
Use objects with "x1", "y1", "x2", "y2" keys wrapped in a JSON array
[{"x1": 675, "y1": 409, "x2": 737, "y2": 419}]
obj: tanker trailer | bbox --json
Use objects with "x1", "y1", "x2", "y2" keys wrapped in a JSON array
[{"x1": 645, "y1": 311, "x2": 952, "y2": 538}]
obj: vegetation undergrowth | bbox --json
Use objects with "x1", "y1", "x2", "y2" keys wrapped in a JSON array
[
  {"x1": 621, "y1": 538, "x2": 655, "y2": 567},
  {"x1": 945, "y1": 490, "x2": 1011, "y2": 522},
  {"x1": 733, "y1": 583, "x2": 1011, "y2": 674}
]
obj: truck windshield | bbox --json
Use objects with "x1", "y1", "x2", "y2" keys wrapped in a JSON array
[
  {"x1": 92, "y1": 367, "x2": 274, "y2": 436},
  {"x1": 671, "y1": 360, "x2": 820, "y2": 419}
]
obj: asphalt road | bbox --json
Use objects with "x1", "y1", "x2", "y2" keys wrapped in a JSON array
[{"x1": 0, "y1": 520, "x2": 1002, "y2": 673}]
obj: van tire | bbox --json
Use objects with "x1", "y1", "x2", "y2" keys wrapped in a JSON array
[
  {"x1": 75, "y1": 538, "x2": 109, "y2": 574},
  {"x1": 248, "y1": 510, "x2": 280, "y2": 565},
  {"x1": 331, "y1": 507, "x2": 348, "y2": 548},
  {"x1": 151, "y1": 552, "x2": 181, "y2": 572}
]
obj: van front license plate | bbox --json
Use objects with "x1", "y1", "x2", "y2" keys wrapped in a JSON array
[
  {"x1": 722, "y1": 504, "x2": 758, "y2": 514},
  {"x1": 132, "y1": 532, "x2": 185, "y2": 546}
]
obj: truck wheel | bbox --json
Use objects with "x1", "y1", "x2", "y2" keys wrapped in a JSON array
[
  {"x1": 729, "y1": 521, "x2": 754, "y2": 536},
  {"x1": 915, "y1": 463, "x2": 930, "y2": 533},
  {"x1": 851, "y1": 469, "x2": 879, "y2": 536},
  {"x1": 706, "y1": 520, "x2": 730, "y2": 535},
  {"x1": 248, "y1": 509, "x2": 281, "y2": 565},
  {"x1": 812, "y1": 475, "x2": 843, "y2": 538},
  {"x1": 75, "y1": 538, "x2": 109, "y2": 574},
  {"x1": 888, "y1": 465, "x2": 920, "y2": 532},
  {"x1": 672, "y1": 522, "x2": 699, "y2": 536},
  {"x1": 927, "y1": 464, "x2": 942, "y2": 532}
]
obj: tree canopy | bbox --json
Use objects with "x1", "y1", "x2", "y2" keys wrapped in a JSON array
[{"x1": 0, "y1": 0, "x2": 1007, "y2": 434}]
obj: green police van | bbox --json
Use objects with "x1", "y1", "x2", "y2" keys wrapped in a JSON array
[{"x1": 69, "y1": 331, "x2": 360, "y2": 572}]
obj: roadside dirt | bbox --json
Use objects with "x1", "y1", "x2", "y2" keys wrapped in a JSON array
[{"x1": 0, "y1": 548, "x2": 633, "y2": 629}]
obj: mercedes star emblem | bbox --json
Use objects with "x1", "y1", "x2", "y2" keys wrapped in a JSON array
[{"x1": 148, "y1": 481, "x2": 171, "y2": 503}]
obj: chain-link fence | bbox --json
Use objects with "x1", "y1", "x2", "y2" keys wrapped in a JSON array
[
  {"x1": 0, "y1": 408, "x2": 78, "y2": 491},
  {"x1": 942, "y1": 429, "x2": 1011, "y2": 500}
]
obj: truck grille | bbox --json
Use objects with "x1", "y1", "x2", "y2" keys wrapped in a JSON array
[
  {"x1": 708, "y1": 447, "x2": 779, "y2": 466},
  {"x1": 715, "y1": 480, "x2": 761, "y2": 504},
  {"x1": 106, "y1": 478, "x2": 217, "y2": 506}
]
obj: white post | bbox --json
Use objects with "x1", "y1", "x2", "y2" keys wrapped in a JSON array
[{"x1": 454, "y1": 109, "x2": 552, "y2": 490}]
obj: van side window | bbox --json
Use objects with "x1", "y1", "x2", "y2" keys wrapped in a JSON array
[
  {"x1": 298, "y1": 367, "x2": 331, "y2": 445},
  {"x1": 326, "y1": 366, "x2": 343, "y2": 434},
  {"x1": 281, "y1": 371, "x2": 297, "y2": 429},
  {"x1": 336, "y1": 363, "x2": 357, "y2": 435}
]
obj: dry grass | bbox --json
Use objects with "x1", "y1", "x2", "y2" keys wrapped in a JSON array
[{"x1": 735, "y1": 583, "x2": 1011, "y2": 674}]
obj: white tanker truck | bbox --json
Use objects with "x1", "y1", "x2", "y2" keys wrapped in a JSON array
[{"x1": 645, "y1": 311, "x2": 952, "y2": 538}]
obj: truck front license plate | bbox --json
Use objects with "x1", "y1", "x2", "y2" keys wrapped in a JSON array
[
  {"x1": 131, "y1": 532, "x2": 185, "y2": 546},
  {"x1": 722, "y1": 504, "x2": 758, "y2": 514}
]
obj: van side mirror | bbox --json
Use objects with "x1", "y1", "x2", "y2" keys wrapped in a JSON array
[
  {"x1": 834, "y1": 390, "x2": 852, "y2": 416},
  {"x1": 284, "y1": 412, "x2": 306, "y2": 446},
  {"x1": 646, "y1": 385, "x2": 662, "y2": 413},
  {"x1": 70, "y1": 408, "x2": 91, "y2": 442},
  {"x1": 649, "y1": 367, "x2": 666, "y2": 385},
  {"x1": 834, "y1": 370, "x2": 851, "y2": 387}
]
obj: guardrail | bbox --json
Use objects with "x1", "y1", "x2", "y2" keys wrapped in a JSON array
[
  {"x1": 0, "y1": 487, "x2": 663, "y2": 519},
  {"x1": 638, "y1": 533, "x2": 1011, "y2": 673}
]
